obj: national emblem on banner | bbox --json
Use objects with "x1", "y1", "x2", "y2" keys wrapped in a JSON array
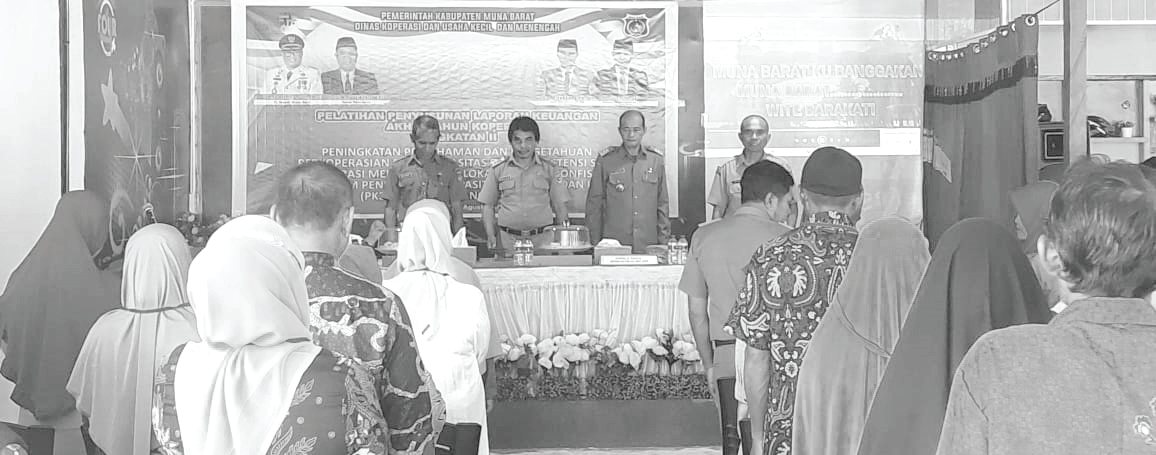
[{"x1": 623, "y1": 14, "x2": 649, "y2": 38}]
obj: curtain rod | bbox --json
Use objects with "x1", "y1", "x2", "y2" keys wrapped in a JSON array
[
  {"x1": 1034, "y1": 0, "x2": 1062, "y2": 16},
  {"x1": 931, "y1": 3, "x2": 1057, "y2": 52}
]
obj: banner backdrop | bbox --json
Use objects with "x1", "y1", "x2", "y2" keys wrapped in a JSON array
[
  {"x1": 703, "y1": 0, "x2": 924, "y2": 225},
  {"x1": 85, "y1": 0, "x2": 191, "y2": 261},
  {"x1": 236, "y1": 1, "x2": 680, "y2": 217}
]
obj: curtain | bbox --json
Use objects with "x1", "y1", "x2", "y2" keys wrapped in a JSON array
[{"x1": 922, "y1": 14, "x2": 1040, "y2": 249}]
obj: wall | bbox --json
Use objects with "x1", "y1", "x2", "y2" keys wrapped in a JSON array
[
  {"x1": 0, "y1": 0, "x2": 66, "y2": 423},
  {"x1": 0, "y1": 1, "x2": 65, "y2": 291},
  {"x1": 1038, "y1": 25, "x2": 1156, "y2": 76}
]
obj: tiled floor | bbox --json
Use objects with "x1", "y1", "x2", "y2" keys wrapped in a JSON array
[{"x1": 493, "y1": 447, "x2": 719, "y2": 455}]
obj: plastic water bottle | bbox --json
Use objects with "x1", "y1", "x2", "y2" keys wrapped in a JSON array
[
  {"x1": 666, "y1": 237, "x2": 678, "y2": 264},
  {"x1": 517, "y1": 237, "x2": 527, "y2": 266},
  {"x1": 514, "y1": 239, "x2": 526, "y2": 266},
  {"x1": 677, "y1": 236, "x2": 689, "y2": 265}
]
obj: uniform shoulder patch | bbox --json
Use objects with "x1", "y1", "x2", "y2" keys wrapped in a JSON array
[
  {"x1": 645, "y1": 146, "x2": 664, "y2": 156},
  {"x1": 600, "y1": 146, "x2": 618, "y2": 157}
]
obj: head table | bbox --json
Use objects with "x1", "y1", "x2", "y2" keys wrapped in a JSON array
[{"x1": 472, "y1": 265, "x2": 690, "y2": 346}]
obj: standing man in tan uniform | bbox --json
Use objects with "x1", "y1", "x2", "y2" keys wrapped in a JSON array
[
  {"x1": 381, "y1": 115, "x2": 468, "y2": 233},
  {"x1": 708, "y1": 115, "x2": 794, "y2": 220},
  {"x1": 478, "y1": 116, "x2": 570, "y2": 253},
  {"x1": 586, "y1": 110, "x2": 670, "y2": 253}
]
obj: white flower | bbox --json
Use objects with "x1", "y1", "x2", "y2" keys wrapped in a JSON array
[
  {"x1": 519, "y1": 334, "x2": 538, "y2": 346},
  {"x1": 569, "y1": 346, "x2": 586, "y2": 362},
  {"x1": 627, "y1": 350, "x2": 642, "y2": 369},
  {"x1": 640, "y1": 337, "x2": 659, "y2": 350},
  {"x1": 576, "y1": 333, "x2": 591, "y2": 345},
  {"x1": 578, "y1": 350, "x2": 591, "y2": 362},
  {"x1": 507, "y1": 346, "x2": 525, "y2": 362},
  {"x1": 538, "y1": 356, "x2": 553, "y2": 369},
  {"x1": 537, "y1": 339, "x2": 557, "y2": 357},
  {"x1": 614, "y1": 346, "x2": 629, "y2": 364},
  {"x1": 630, "y1": 340, "x2": 645, "y2": 354},
  {"x1": 552, "y1": 352, "x2": 570, "y2": 369},
  {"x1": 593, "y1": 329, "x2": 607, "y2": 340},
  {"x1": 652, "y1": 345, "x2": 669, "y2": 356},
  {"x1": 565, "y1": 334, "x2": 581, "y2": 346},
  {"x1": 553, "y1": 335, "x2": 564, "y2": 345},
  {"x1": 673, "y1": 340, "x2": 689, "y2": 355},
  {"x1": 656, "y1": 328, "x2": 666, "y2": 339},
  {"x1": 682, "y1": 349, "x2": 701, "y2": 362},
  {"x1": 500, "y1": 335, "x2": 510, "y2": 344}
]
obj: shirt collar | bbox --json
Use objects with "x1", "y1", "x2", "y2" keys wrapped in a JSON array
[
  {"x1": 1052, "y1": 297, "x2": 1156, "y2": 327},
  {"x1": 735, "y1": 151, "x2": 766, "y2": 167},
  {"x1": 408, "y1": 153, "x2": 441, "y2": 167},
  {"x1": 621, "y1": 146, "x2": 648, "y2": 161},
  {"x1": 733, "y1": 206, "x2": 769, "y2": 218},
  {"x1": 342, "y1": 69, "x2": 354, "y2": 79},
  {"x1": 507, "y1": 153, "x2": 543, "y2": 169},
  {"x1": 303, "y1": 251, "x2": 336, "y2": 268},
  {"x1": 806, "y1": 210, "x2": 855, "y2": 227}
]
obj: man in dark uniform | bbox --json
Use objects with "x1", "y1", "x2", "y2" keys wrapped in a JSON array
[
  {"x1": 478, "y1": 116, "x2": 570, "y2": 253},
  {"x1": 321, "y1": 37, "x2": 380, "y2": 95},
  {"x1": 538, "y1": 39, "x2": 595, "y2": 99},
  {"x1": 593, "y1": 40, "x2": 650, "y2": 98},
  {"x1": 585, "y1": 110, "x2": 669, "y2": 253},
  {"x1": 381, "y1": 115, "x2": 467, "y2": 232},
  {"x1": 263, "y1": 34, "x2": 322, "y2": 94}
]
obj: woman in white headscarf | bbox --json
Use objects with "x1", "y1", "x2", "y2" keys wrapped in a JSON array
[
  {"x1": 150, "y1": 216, "x2": 390, "y2": 455},
  {"x1": 381, "y1": 199, "x2": 482, "y2": 289},
  {"x1": 384, "y1": 203, "x2": 492, "y2": 455},
  {"x1": 66, "y1": 223, "x2": 200, "y2": 455}
]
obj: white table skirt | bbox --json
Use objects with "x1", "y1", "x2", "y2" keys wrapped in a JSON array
[{"x1": 474, "y1": 265, "x2": 691, "y2": 345}]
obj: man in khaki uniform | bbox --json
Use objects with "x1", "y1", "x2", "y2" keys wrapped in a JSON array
[
  {"x1": 478, "y1": 116, "x2": 570, "y2": 253},
  {"x1": 708, "y1": 115, "x2": 794, "y2": 220},
  {"x1": 586, "y1": 110, "x2": 669, "y2": 253},
  {"x1": 680, "y1": 160, "x2": 796, "y2": 455},
  {"x1": 382, "y1": 115, "x2": 468, "y2": 232}
]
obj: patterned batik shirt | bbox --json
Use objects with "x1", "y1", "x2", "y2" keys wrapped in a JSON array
[
  {"x1": 724, "y1": 211, "x2": 858, "y2": 455},
  {"x1": 152, "y1": 344, "x2": 390, "y2": 455},
  {"x1": 303, "y1": 252, "x2": 442, "y2": 455}
]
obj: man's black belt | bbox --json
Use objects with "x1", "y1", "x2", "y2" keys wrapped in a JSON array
[
  {"x1": 713, "y1": 339, "x2": 736, "y2": 348},
  {"x1": 499, "y1": 225, "x2": 550, "y2": 237}
]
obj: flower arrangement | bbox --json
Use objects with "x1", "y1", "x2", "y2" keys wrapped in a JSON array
[
  {"x1": 495, "y1": 329, "x2": 709, "y2": 401},
  {"x1": 169, "y1": 212, "x2": 232, "y2": 248}
]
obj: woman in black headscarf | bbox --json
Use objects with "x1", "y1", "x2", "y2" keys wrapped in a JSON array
[
  {"x1": 855, "y1": 218, "x2": 1052, "y2": 455},
  {"x1": 0, "y1": 191, "x2": 122, "y2": 423}
]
